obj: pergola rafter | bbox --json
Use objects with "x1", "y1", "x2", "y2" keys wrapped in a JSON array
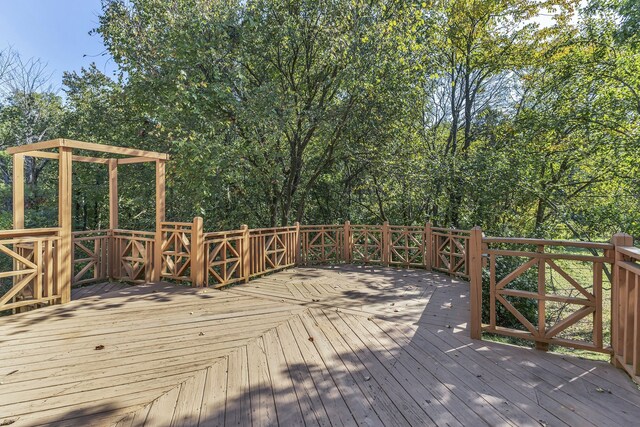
[{"x1": 7, "y1": 138, "x2": 169, "y2": 302}]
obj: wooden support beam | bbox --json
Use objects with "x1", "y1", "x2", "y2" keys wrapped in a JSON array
[
  {"x1": 17, "y1": 150, "x2": 110, "y2": 164},
  {"x1": 108, "y1": 160, "x2": 118, "y2": 230},
  {"x1": 6, "y1": 138, "x2": 169, "y2": 160},
  {"x1": 12, "y1": 154, "x2": 24, "y2": 229},
  {"x1": 469, "y1": 226, "x2": 483, "y2": 340},
  {"x1": 242, "y1": 225, "x2": 250, "y2": 283},
  {"x1": 117, "y1": 157, "x2": 158, "y2": 165},
  {"x1": 63, "y1": 139, "x2": 169, "y2": 159},
  {"x1": 153, "y1": 160, "x2": 166, "y2": 282},
  {"x1": 191, "y1": 217, "x2": 204, "y2": 287},
  {"x1": 58, "y1": 147, "x2": 73, "y2": 304},
  {"x1": 6, "y1": 138, "x2": 63, "y2": 154}
]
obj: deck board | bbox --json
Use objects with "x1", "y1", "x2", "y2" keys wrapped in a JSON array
[{"x1": 1, "y1": 265, "x2": 639, "y2": 426}]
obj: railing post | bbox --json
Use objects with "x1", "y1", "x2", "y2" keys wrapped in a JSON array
[
  {"x1": 294, "y1": 222, "x2": 301, "y2": 265},
  {"x1": 343, "y1": 221, "x2": 351, "y2": 263},
  {"x1": 425, "y1": 222, "x2": 432, "y2": 270},
  {"x1": 191, "y1": 217, "x2": 204, "y2": 287},
  {"x1": 382, "y1": 221, "x2": 390, "y2": 266},
  {"x1": 469, "y1": 226, "x2": 483, "y2": 340},
  {"x1": 611, "y1": 232, "x2": 634, "y2": 367},
  {"x1": 242, "y1": 225, "x2": 250, "y2": 283}
]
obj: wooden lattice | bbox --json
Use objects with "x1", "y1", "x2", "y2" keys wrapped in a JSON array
[
  {"x1": 161, "y1": 222, "x2": 193, "y2": 282},
  {"x1": 482, "y1": 237, "x2": 613, "y2": 353},
  {"x1": 432, "y1": 228, "x2": 470, "y2": 278},
  {"x1": 300, "y1": 225, "x2": 344, "y2": 265},
  {"x1": 351, "y1": 225, "x2": 383, "y2": 264},
  {"x1": 388, "y1": 226, "x2": 426, "y2": 267},
  {"x1": 204, "y1": 229, "x2": 245, "y2": 288},
  {"x1": 72, "y1": 231, "x2": 109, "y2": 286}
]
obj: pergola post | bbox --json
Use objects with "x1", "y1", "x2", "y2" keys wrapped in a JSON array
[
  {"x1": 108, "y1": 159, "x2": 118, "y2": 279},
  {"x1": 12, "y1": 154, "x2": 24, "y2": 229},
  {"x1": 153, "y1": 159, "x2": 166, "y2": 282},
  {"x1": 58, "y1": 147, "x2": 73, "y2": 304}
]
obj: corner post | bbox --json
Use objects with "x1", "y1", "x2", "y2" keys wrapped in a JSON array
[
  {"x1": 425, "y1": 222, "x2": 432, "y2": 270},
  {"x1": 153, "y1": 159, "x2": 166, "y2": 282},
  {"x1": 191, "y1": 216, "x2": 204, "y2": 287},
  {"x1": 58, "y1": 146, "x2": 73, "y2": 304},
  {"x1": 242, "y1": 225, "x2": 250, "y2": 283},
  {"x1": 469, "y1": 226, "x2": 483, "y2": 340},
  {"x1": 108, "y1": 159, "x2": 118, "y2": 279},
  {"x1": 343, "y1": 221, "x2": 351, "y2": 263},
  {"x1": 294, "y1": 222, "x2": 301, "y2": 265},
  {"x1": 611, "y1": 232, "x2": 634, "y2": 367},
  {"x1": 12, "y1": 153, "x2": 24, "y2": 229},
  {"x1": 382, "y1": 221, "x2": 390, "y2": 266}
]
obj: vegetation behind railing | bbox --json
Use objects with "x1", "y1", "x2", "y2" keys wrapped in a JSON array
[
  {"x1": 4, "y1": 220, "x2": 640, "y2": 382},
  {"x1": 1, "y1": 220, "x2": 470, "y2": 313}
]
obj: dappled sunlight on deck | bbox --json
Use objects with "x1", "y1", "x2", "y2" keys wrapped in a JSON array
[{"x1": 1, "y1": 266, "x2": 639, "y2": 426}]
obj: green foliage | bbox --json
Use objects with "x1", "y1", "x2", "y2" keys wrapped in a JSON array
[{"x1": 0, "y1": 0, "x2": 638, "y2": 245}]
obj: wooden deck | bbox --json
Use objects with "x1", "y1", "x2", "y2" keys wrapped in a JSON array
[{"x1": 1, "y1": 266, "x2": 639, "y2": 426}]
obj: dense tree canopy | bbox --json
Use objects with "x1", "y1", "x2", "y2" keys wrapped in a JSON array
[{"x1": 1, "y1": 0, "x2": 638, "y2": 242}]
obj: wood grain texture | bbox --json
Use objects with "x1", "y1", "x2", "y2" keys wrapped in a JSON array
[{"x1": 1, "y1": 266, "x2": 638, "y2": 426}]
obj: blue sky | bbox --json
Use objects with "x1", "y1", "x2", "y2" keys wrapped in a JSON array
[{"x1": 0, "y1": 0, "x2": 116, "y2": 92}]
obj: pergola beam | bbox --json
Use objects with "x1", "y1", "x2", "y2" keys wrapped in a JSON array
[{"x1": 7, "y1": 138, "x2": 170, "y2": 160}]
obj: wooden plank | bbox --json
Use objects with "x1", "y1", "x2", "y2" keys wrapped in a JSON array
[
  {"x1": 273, "y1": 324, "x2": 330, "y2": 426},
  {"x1": 198, "y1": 358, "x2": 228, "y2": 427},
  {"x1": 260, "y1": 328, "x2": 306, "y2": 427},
  {"x1": 58, "y1": 146, "x2": 73, "y2": 303},
  {"x1": 117, "y1": 156, "x2": 157, "y2": 164},
  {"x1": 246, "y1": 337, "x2": 278, "y2": 426},
  {"x1": 171, "y1": 367, "x2": 207, "y2": 426},
  {"x1": 12, "y1": 153, "x2": 24, "y2": 229},
  {"x1": 153, "y1": 160, "x2": 166, "y2": 282},
  {"x1": 6, "y1": 138, "x2": 63, "y2": 154},
  {"x1": 226, "y1": 346, "x2": 251, "y2": 426}
]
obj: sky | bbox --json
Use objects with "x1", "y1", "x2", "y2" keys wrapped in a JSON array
[{"x1": 0, "y1": 0, "x2": 116, "y2": 93}]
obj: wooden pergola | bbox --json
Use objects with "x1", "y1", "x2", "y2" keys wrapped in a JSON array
[{"x1": 6, "y1": 138, "x2": 169, "y2": 302}]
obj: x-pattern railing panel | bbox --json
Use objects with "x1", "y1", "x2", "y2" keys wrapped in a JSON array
[
  {"x1": 204, "y1": 229, "x2": 245, "y2": 288},
  {"x1": 72, "y1": 231, "x2": 109, "y2": 286},
  {"x1": 300, "y1": 225, "x2": 344, "y2": 265},
  {"x1": 161, "y1": 222, "x2": 193, "y2": 282},
  {"x1": 389, "y1": 226, "x2": 426, "y2": 267},
  {"x1": 351, "y1": 225, "x2": 383, "y2": 264},
  {"x1": 482, "y1": 238, "x2": 613, "y2": 353},
  {"x1": 432, "y1": 228, "x2": 470, "y2": 278},
  {"x1": 0, "y1": 230, "x2": 60, "y2": 312}
]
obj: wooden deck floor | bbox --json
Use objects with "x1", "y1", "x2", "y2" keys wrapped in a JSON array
[{"x1": 1, "y1": 266, "x2": 639, "y2": 426}]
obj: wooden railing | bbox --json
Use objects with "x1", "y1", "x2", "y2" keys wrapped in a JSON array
[
  {"x1": 2, "y1": 221, "x2": 471, "y2": 308},
  {"x1": 0, "y1": 228, "x2": 61, "y2": 313},
  {"x1": 248, "y1": 226, "x2": 298, "y2": 277},
  {"x1": 474, "y1": 236, "x2": 614, "y2": 353},
  {"x1": 111, "y1": 229, "x2": 155, "y2": 283},
  {"x1": 299, "y1": 224, "x2": 345, "y2": 265},
  {"x1": 431, "y1": 227, "x2": 470, "y2": 279},
  {"x1": 612, "y1": 233, "x2": 640, "y2": 381},
  {"x1": 203, "y1": 227, "x2": 247, "y2": 288},
  {"x1": 72, "y1": 230, "x2": 109, "y2": 286}
]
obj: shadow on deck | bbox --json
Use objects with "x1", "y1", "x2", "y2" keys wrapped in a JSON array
[{"x1": 0, "y1": 266, "x2": 638, "y2": 426}]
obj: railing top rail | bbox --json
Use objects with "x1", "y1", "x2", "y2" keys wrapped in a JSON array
[
  {"x1": 249, "y1": 226, "x2": 297, "y2": 234},
  {"x1": 111, "y1": 228, "x2": 156, "y2": 236},
  {"x1": 431, "y1": 227, "x2": 471, "y2": 234},
  {"x1": 299, "y1": 224, "x2": 344, "y2": 230},
  {"x1": 204, "y1": 229, "x2": 245, "y2": 239},
  {"x1": 72, "y1": 229, "x2": 110, "y2": 236},
  {"x1": 618, "y1": 246, "x2": 640, "y2": 260},
  {"x1": 483, "y1": 236, "x2": 613, "y2": 250},
  {"x1": 0, "y1": 227, "x2": 60, "y2": 238},
  {"x1": 160, "y1": 221, "x2": 194, "y2": 226}
]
